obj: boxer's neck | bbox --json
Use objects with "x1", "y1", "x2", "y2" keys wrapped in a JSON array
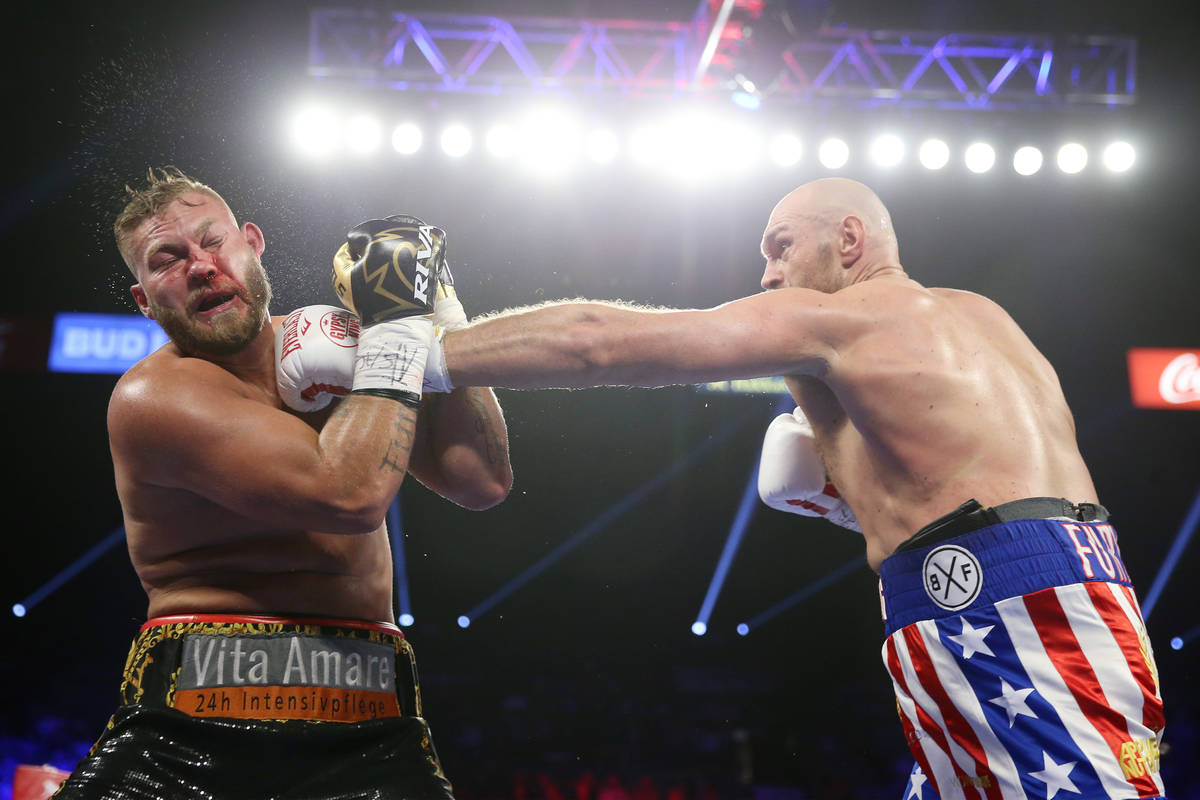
[{"x1": 196, "y1": 319, "x2": 278, "y2": 395}]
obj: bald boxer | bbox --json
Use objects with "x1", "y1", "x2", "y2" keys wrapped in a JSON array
[
  {"x1": 56, "y1": 168, "x2": 512, "y2": 800},
  {"x1": 427, "y1": 178, "x2": 1167, "y2": 797}
]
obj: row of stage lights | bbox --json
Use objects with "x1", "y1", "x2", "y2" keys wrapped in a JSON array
[{"x1": 288, "y1": 105, "x2": 1138, "y2": 179}]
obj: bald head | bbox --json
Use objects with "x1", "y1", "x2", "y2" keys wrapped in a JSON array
[
  {"x1": 759, "y1": 178, "x2": 904, "y2": 292},
  {"x1": 771, "y1": 178, "x2": 898, "y2": 256}
]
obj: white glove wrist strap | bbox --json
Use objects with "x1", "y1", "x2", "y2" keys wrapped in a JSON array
[
  {"x1": 422, "y1": 328, "x2": 456, "y2": 393},
  {"x1": 352, "y1": 318, "x2": 434, "y2": 403},
  {"x1": 436, "y1": 295, "x2": 468, "y2": 332}
]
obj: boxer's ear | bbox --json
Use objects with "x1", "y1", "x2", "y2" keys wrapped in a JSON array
[
  {"x1": 836, "y1": 215, "x2": 865, "y2": 267},
  {"x1": 242, "y1": 221, "x2": 265, "y2": 257},
  {"x1": 131, "y1": 284, "x2": 154, "y2": 319}
]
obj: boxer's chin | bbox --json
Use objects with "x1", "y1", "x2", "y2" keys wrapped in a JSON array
[{"x1": 154, "y1": 301, "x2": 265, "y2": 357}]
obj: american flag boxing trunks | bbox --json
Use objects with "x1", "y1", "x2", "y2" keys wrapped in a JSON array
[{"x1": 879, "y1": 500, "x2": 1166, "y2": 799}]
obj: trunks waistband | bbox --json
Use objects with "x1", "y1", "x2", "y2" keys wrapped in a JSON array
[
  {"x1": 893, "y1": 497, "x2": 1109, "y2": 552},
  {"x1": 122, "y1": 614, "x2": 418, "y2": 723},
  {"x1": 141, "y1": 613, "x2": 404, "y2": 636},
  {"x1": 879, "y1": 501, "x2": 1130, "y2": 636}
]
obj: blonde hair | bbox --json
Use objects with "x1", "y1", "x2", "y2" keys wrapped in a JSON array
[{"x1": 113, "y1": 167, "x2": 228, "y2": 273}]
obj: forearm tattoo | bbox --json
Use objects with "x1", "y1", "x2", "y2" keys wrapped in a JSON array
[
  {"x1": 467, "y1": 389, "x2": 508, "y2": 466},
  {"x1": 379, "y1": 403, "x2": 418, "y2": 474}
]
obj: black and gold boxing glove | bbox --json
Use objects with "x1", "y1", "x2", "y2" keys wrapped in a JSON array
[
  {"x1": 331, "y1": 215, "x2": 446, "y2": 406},
  {"x1": 332, "y1": 215, "x2": 445, "y2": 325}
]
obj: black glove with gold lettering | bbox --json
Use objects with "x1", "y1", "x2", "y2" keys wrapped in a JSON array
[{"x1": 331, "y1": 215, "x2": 447, "y2": 407}]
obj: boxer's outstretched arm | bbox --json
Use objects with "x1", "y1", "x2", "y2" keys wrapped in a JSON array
[
  {"x1": 408, "y1": 387, "x2": 513, "y2": 510},
  {"x1": 441, "y1": 289, "x2": 851, "y2": 390}
]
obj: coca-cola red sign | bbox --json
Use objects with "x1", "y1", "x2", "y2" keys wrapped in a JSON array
[{"x1": 1127, "y1": 348, "x2": 1200, "y2": 410}]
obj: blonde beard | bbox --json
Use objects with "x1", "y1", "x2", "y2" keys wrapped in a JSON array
[{"x1": 149, "y1": 255, "x2": 273, "y2": 357}]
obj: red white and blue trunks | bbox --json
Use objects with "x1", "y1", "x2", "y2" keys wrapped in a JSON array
[{"x1": 879, "y1": 499, "x2": 1166, "y2": 799}]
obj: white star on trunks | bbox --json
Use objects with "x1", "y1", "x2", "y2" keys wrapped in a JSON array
[
  {"x1": 1029, "y1": 752, "x2": 1081, "y2": 799},
  {"x1": 948, "y1": 617, "x2": 995, "y2": 659},
  {"x1": 906, "y1": 765, "x2": 928, "y2": 799},
  {"x1": 989, "y1": 678, "x2": 1037, "y2": 727}
]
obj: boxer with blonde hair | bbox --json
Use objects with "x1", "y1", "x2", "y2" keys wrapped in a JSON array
[{"x1": 57, "y1": 168, "x2": 512, "y2": 800}]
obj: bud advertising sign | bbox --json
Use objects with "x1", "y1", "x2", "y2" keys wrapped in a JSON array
[{"x1": 1127, "y1": 348, "x2": 1200, "y2": 410}]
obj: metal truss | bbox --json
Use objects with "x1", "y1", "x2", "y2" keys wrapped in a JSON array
[
  {"x1": 308, "y1": 6, "x2": 1136, "y2": 111},
  {"x1": 773, "y1": 28, "x2": 1137, "y2": 110}
]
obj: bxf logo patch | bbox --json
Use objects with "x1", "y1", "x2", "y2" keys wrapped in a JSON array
[{"x1": 922, "y1": 545, "x2": 983, "y2": 610}]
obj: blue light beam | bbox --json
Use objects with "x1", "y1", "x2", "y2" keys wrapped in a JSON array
[
  {"x1": 696, "y1": 398, "x2": 796, "y2": 633},
  {"x1": 14, "y1": 526, "x2": 126, "y2": 617},
  {"x1": 738, "y1": 556, "x2": 863, "y2": 634},
  {"x1": 460, "y1": 413, "x2": 755, "y2": 625},
  {"x1": 1169, "y1": 622, "x2": 1200, "y2": 651},
  {"x1": 1141, "y1": 484, "x2": 1200, "y2": 622},
  {"x1": 691, "y1": 460, "x2": 764, "y2": 635},
  {"x1": 692, "y1": 394, "x2": 794, "y2": 634},
  {"x1": 388, "y1": 496, "x2": 414, "y2": 626}
]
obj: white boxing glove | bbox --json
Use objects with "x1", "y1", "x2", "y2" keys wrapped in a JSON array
[
  {"x1": 757, "y1": 407, "x2": 862, "y2": 532},
  {"x1": 275, "y1": 304, "x2": 360, "y2": 412}
]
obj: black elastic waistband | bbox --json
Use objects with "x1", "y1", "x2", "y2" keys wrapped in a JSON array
[{"x1": 894, "y1": 497, "x2": 1109, "y2": 553}]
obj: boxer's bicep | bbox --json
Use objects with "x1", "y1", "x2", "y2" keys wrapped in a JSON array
[
  {"x1": 109, "y1": 371, "x2": 394, "y2": 531},
  {"x1": 112, "y1": 373, "x2": 313, "y2": 491},
  {"x1": 607, "y1": 291, "x2": 851, "y2": 386}
]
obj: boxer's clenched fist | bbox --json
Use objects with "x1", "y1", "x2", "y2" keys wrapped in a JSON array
[
  {"x1": 331, "y1": 215, "x2": 446, "y2": 406},
  {"x1": 758, "y1": 406, "x2": 862, "y2": 532}
]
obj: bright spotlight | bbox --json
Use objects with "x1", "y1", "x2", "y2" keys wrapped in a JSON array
[
  {"x1": 1170, "y1": 637, "x2": 1183, "y2": 651},
  {"x1": 662, "y1": 112, "x2": 733, "y2": 179},
  {"x1": 964, "y1": 142, "x2": 996, "y2": 174},
  {"x1": 398, "y1": 613, "x2": 414, "y2": 627},
  {"x1": 12, "y1": 604, "x2": 25, "y2": 618},
  {"x1": 691, "y1": 621, "x2": 707, "y2": 636},
  {"x1": 630, "y1": 125, "x2": 668, "y2": 166},
  {"x1": 485, "y1": 124, "x2": 519, "y2": 159},
  {"x1": 289, "y1": 106, "x2": 341, "y2": 158},
  {"x1": 730, "y1": 91, "x2": 762, "y2": 111},
  {"x1": 585, "y1": 128, "x2": 620, "y2": 164},
  {"x1": 918, "y1": 139, "x2": 950, "y2": 170},
  {"x1": 1103, "y1": 141, "x2": 1136, "y2": 172},
  {"x1": 1012, "y1": 146, "x2": 1044, "y2": 176},
  {"x1": 869, "y1": 134, "x2": 904, "y2": 167},
  {"x1": 1056, "y1": 143, "x2": 1088, "y2": 174},
  {"x1": 711, "y1": 122, "x2": 761, "y2": 175},
  {"x1": 440, "y1": 124, "x2": 473, "y2": 158},
  {"x1": 344, "y1": 114, "x2": 383, "y2": 156},
  {"x1": 518, "y1": 110, "x2": 581, "y2": 176},
  {"x1": 736, "y1": 623, "x2": 749, "y2": 636},
  {"x1": 818, "y1": 137, "x2": 849, "y2": 169},
  {"x1": 768, "y1": 133, "x2": 802, "y2": 167},
  {"x1": 391, "y1": 122, "x2": 423, "y2": 155},
  {"x1": 457, "y1": 615, "x2": 471, "y2": 628}
]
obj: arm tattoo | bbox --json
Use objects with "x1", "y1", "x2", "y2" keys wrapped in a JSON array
[
  {"x1": 379, "y1": 403, "x2": 418, "y2": 474},
  {"x1": 467, "y1": 389, "x2": 507, "y2": 466}
]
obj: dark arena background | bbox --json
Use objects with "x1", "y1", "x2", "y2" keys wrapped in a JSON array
[{"x1": 2, "y1": 1, "x2": 1198, "y2": 798}]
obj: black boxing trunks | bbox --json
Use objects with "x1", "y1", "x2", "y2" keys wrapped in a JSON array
[
  {"x1": 54, "y1": 614, "x2": 455, "y2": 800},
  {"x1": 879, "y1": 499, "x2": 1166, "y2": 799}
]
